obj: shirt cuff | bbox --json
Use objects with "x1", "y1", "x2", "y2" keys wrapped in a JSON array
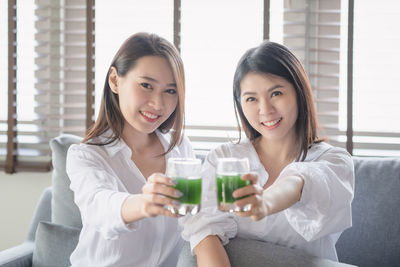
[{"x1": 180, "y1": 210, "x2": 237, "y2": 255}]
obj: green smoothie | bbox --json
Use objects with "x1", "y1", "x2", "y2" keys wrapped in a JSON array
[
  {"x1": 173, "y1": 177, "x2": 202, "y2": 204},
  {"x1": 216, "y1": 174, "x2": 251, "y2": 204}
]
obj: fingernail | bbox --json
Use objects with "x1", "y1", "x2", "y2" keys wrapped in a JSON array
[
  {"x1": 170, "y1": 179, "x2": 177, "y2": 185},
  {"x1": 175, "y1": 191, "x2": 183, "y2": 197},
  {"x1": 173, "y1": 200, "x2": 181, "y2": 206}
]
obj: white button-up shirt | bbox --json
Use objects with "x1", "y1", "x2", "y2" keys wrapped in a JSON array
[
  {"x1": 66, "y1": 131, "x2": 195, "y2": 267},
  {"x1": 181, "y1": 138, "x2": 354, "y2": 261}
]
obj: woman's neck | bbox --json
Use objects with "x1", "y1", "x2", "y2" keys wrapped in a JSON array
[
  {"x1": 253, "y1": 135, "x2": 299, "y2": 188},
  {"x1": 121, "y1": 125, "x2": 156, "y2": 155},
  {"x1": 254, "y1": 135, "x2": 298, "y2": 164}
]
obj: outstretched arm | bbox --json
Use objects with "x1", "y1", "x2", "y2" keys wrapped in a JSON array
[
  {"x1": 262, "y1": 175, "x2": 304, "y2": 215},
  {"x1": 234, "y1": 174, "x2": 304, "y2": 221},
  {"x1": 122, "y1": 173, "x2": 181, "y2": 223}
]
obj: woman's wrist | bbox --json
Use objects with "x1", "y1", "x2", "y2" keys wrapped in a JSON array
[{"x1": 122, "y1": 194, "x2": 146, "y2": 224}]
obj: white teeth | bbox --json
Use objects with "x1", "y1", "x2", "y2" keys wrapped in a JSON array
[
  {"x1": 141, "y1": 111, "x2": 158, "y2": 119},
  {"x1": 262, "y1": 118, "x2": 281, "y2": 127}
]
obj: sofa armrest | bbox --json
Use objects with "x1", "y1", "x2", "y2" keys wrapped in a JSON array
[
  {"x1": 0, "y1": 242, "x2": 34, "y2": 267},
  {"x1": 26, "y1": 187, "x2": 52, "y2": 242}
]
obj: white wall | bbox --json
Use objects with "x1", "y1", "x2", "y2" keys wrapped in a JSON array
[{"x1": 0, "y1": 171, "x2": 52, "y2": 250}]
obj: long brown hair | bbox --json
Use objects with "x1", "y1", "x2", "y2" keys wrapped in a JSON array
[
  {"x1": 83, "y1": 32, "x2": 185, "y2": 154},
  {"x1": 233, "y1": 41, "x2": 322, "y2": 161}
]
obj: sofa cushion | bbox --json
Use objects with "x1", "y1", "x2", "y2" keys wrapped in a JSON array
[
  {"x1": 50, "y1": 134, "x2": 82, "y2": 229},
  {"x1": 32, "y1": 222, "x2": 80, "y2": 267},
  {"x1": 177, "y1": 239, "x2": 353, "y2": 267},
  {"x1": 336, "y1": 156, "x2": 400, "y2": 267}
]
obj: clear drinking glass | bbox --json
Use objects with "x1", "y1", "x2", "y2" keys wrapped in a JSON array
[
  {"x1": 166, "y1": 158, "x2": 202, "y2": 216},
  {"x1": 216, "y1": 157, "x2": 251, "y2": 212}
]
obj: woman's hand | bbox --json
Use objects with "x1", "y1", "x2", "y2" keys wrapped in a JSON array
[
  {"x1": 140, "y1": 173, "x2": 182, "y2": 217},
  {"x1": 122, "y1": 173, "x2": 182, "y2": 223},
  {"x1": 233, "y1": 173, "x2": 268, "y2": 221}
]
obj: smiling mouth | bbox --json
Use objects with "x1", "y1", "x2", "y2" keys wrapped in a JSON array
[
  {"x1": 140, "y1": 111, "x2": 160, "y2": 122},
  {"x1": 261, "y1": 117, "x2": 282, "y2": 127}
]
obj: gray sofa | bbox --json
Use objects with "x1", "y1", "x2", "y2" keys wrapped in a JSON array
[{"x1": 1, "y1": 134, "x2": 399, "y2": 267}]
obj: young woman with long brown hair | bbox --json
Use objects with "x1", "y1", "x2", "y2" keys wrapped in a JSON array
[
  {"x1": 66, "y1": 32, "x2": 194, "y2": 267},
  {"x1": 181, "y1": 41, "x2": 354, "y2": 266}
]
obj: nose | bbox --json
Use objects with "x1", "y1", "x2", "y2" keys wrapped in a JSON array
[
  {"x1": 149, "y1": 93, "x2": 164, "y2": 111},
  {"x1": 259, "y1": 98, "x2": 275, "y2": 115}
]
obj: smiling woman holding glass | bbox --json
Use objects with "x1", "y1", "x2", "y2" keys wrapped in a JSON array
[
  {"x1": 181, "y1": 41, "x2": 355, "y2": 266},
  {"x1": 66, "y1": 33, "x2": 195, "y2": 267}
]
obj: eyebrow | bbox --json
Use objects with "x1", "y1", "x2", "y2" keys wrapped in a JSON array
[
  {"x1": 139, "y1": 76, "x2": 177, "y2": 87},
  {"x1": 241, "y1": 84, "x2": 284, "y2": 96}
]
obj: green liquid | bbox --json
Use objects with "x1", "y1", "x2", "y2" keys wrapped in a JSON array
[
  {"x1": 217, "y1": 174, "x2": 250, "y2": 204},
  {"x1": 173, "y1": 177, "x2": 202, "y2": 204}
]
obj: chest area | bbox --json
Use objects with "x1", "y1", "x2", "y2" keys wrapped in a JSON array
[
  {"x1": 130, "y1": 138, "x2": 167, "y2": 180},
  {"x1": 131, "y1": 154, "x2": 166, "y2": 180},
  {"x1": 258, "y1": 157, "x2": 294, "y2": 188}
]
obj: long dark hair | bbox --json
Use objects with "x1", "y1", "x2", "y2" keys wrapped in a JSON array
[
  {"x1": 83, "y1": 32, "x2": 185, "y2": 154},
  {"x1": 233, "y1": 41, "x2": 322, "y2": 161}
]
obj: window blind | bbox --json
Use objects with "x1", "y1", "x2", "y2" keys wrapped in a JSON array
[
  {"x1": 33, "y1": 0, "x2": 94, "y2": 166},
  {"x1": 0, "y1": 2, "x2": 7, "y2": 166},
  {"x1": 16, "y1": 0, "x2": 49, "y2": 171},
  {"x1": 1, "y1": 0, "x2": 95, "y2": 173},
  {"x1": 3, "y1": 0, "x2": 17, "y2": 173},
  {"x1": 3, "y1": 0, "x2": 400, "y2": 173},
  {"x1": 282, "y1": 0, "x2": 345, "y2": 149}
]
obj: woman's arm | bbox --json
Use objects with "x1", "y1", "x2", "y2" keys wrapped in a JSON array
[
  {"x1": 233, "y1": 174, "x2": 304, "y2": 221},
  {"x1": 235, "y1": 146, "x2": 354, "y2": 242},
  {"x1": 122, "y1": 172, "x2": 182, "y2": 223},
  {"x1": 262, "y1": 175, "x2": 304, "y2": 215},
  {"x1": 194, "y1": 235, "x2": 231, "y2": 267}
]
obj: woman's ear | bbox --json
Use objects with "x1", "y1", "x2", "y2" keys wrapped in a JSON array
[{"x1": 108, "y1": 67, "x2": 119, "y2": 94}]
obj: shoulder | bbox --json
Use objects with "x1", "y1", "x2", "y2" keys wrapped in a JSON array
[
  {"x1": 306, "y1": 142, "x2": 353, "y2": 166},
  {"x1": 207, "y1": 138, "x2": 255, "y2": 162},
  {"x1": 179, "y1": 134, "x2": 193, "y2": 149},
  {"x1": 68, "y1": 129, "x2": 119, "y2": 158},
  {"x1": 177, "y1": 134, "x2": 195, "y2": 157},
  {"x1": 68, "y1": 142, "x2": 109, "y2": 162},
  {"x1": 312, "y1": 142, "x2": 350, "y2": 155},
  {"x1": 158, "y1": 130, "x2": 195, "y2": 158}
]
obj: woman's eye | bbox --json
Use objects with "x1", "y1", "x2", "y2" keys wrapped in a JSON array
[
  {"x1": 141, "y1": 82, "x2": 152, "y2": 89},
  {"x1": 165, "y1": 89, "x2": 177, "y2": 95},
  {"x1": 271, "y1": 91, "x2": 282, "y2": 97},
  {"x1": 246, "y1": 97, "x2": 256, "y2": 102}
]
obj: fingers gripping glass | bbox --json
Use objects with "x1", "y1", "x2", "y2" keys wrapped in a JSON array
[
  {"x1": 166, "y1": 158, "x2": 202, "y2": 216},
  {"x1": 216, "y1": 158, "x2": 251, "y2": 212}
]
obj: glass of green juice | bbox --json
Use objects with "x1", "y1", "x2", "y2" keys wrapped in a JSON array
[
  {"x1": 166, "y1": 158, "x2": 202, "y2": 216},
  {"x1": 216, "y1": 157, "x2": 251, "y2": 212}
]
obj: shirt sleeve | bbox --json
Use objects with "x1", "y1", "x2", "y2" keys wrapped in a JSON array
[
  {"x1": 66, "y1": 145, "x2": 140, "y2": 240},
  {"x1": 282, "y1": 146, "x2": 355, "y2": 242},
  {"x1": 179, "y1": 148, "x2": 238, "y2": 254}
]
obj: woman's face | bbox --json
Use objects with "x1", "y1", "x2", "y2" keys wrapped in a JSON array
[
  {"x1": 240, "y1": 72, "x2": 298, "y2": 143},
  {"x1": 109, "y1": 55, "x2": 178, "y2": 135}
]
